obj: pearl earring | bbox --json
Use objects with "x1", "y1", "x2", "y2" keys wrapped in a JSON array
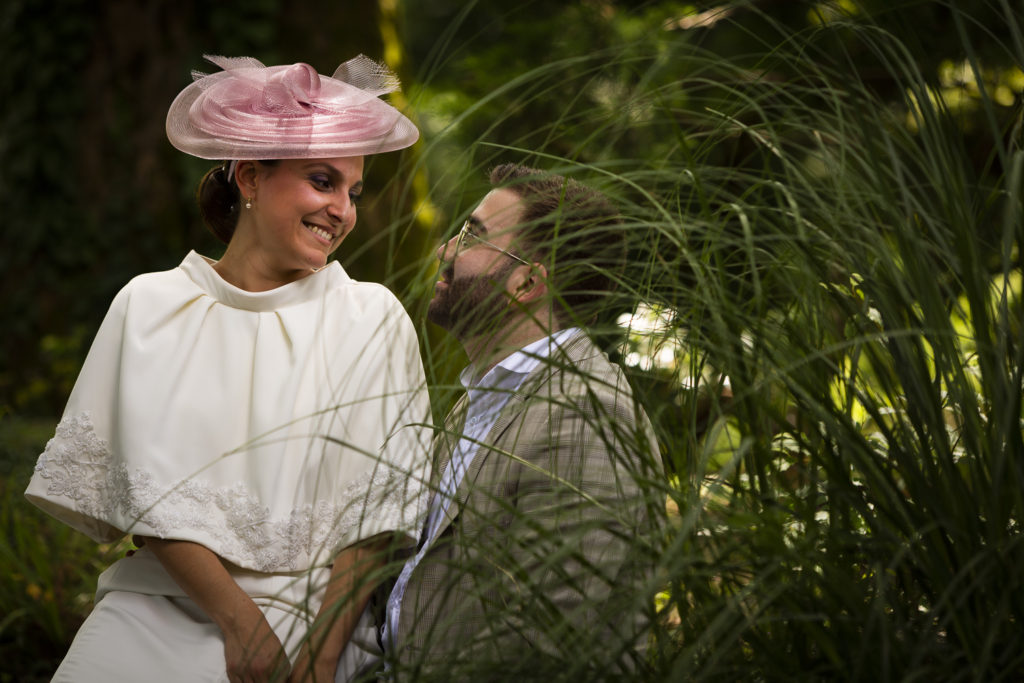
[{"x1": 245, "y1": 197, "x2": 252, "y2": 209}]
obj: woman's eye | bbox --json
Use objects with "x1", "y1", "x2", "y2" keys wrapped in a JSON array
[
  {"x1": 349, "y1": 190, "x2": 362, "y2": 204},
  {"x1": 310, "y1": 175, "x2": 331, "y2": 189}
]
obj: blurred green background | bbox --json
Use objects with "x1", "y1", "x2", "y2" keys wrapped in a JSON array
[{"x1": 2, "y1": 0, "x2": 1022, "y2": 680}]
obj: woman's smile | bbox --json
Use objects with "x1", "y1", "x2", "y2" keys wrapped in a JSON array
[{"x1": 303, "y1": 221, "x2": 337, "y2": 244}]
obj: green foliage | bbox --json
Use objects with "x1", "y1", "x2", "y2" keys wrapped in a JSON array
[
  {"x1": 0, "y1": 417, "x2": 129, "y2": 682},
  {"x1": 0, "y1": 0, "x2": 423, "y2": 418},
  {"x1": 4, "y1": 0, "x2": 1024, "y2": 680},
  {"x1": 580, "y1": 3, "x2": 1023, "y2": 679},
  {"x1": 403, "y1": 0, "x2": 1021, "y2": 678}
]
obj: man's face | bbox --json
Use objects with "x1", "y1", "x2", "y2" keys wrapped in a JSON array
[{"x1": 427, "y1": 188, "x2": 529, "y2": 336}]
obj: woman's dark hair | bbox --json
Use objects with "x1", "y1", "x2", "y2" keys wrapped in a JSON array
[{"x1": 197, "y1": 160, "x2": 278, "y2": 244}]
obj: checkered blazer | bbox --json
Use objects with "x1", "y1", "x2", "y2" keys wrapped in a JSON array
[{"x1": 391, "y1": 331, "x2": 659, "y2": 677}]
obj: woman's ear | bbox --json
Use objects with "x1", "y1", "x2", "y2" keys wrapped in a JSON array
[{"x1": 233, "y1": 161, "x2": 260, "y2": 201}]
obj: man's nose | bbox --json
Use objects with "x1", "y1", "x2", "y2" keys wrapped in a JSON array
[{"x1": 437, "y1": 234, "x2": 458, "y2": 262}]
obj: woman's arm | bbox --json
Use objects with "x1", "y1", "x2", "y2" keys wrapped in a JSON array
[
  {"x1": 288, "y1": 535, "x2": 391, "y2": 683},
  {"x1": 140, "y1": 537, "x2": 290, "y2": 683}
]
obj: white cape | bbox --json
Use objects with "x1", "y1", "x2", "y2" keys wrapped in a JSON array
[{"x1": 27, "y1": 251, "x2": 431, "y2": 573}]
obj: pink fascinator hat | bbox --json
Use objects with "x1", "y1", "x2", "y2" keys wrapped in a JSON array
[{"x1": 166, "y1": 54, "x2": 419, "y2": 160}]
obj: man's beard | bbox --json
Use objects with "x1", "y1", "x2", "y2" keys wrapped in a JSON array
[{"x1": 427, "y1": 262, "x2": 517, "y2": 338}]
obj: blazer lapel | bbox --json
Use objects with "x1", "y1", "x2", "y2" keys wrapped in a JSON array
[
  {"x1": 424, "y1": 330, "x2": 604, "y2": 542},
  {"x1": 429, "y1": 393, "x2": 468, "y2": 494},
  {"x1": 438, "y1": 394, "x2": 529, "y2": 531}
]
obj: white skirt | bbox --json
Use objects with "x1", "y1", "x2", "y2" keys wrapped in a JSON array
[{"x1": 53, "y1": 549, "x2": 382, "y2": 682}]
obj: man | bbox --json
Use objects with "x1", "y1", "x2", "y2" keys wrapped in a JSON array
[{"x1": 383, "y1": 163, "x2": 660, "y2": 679}]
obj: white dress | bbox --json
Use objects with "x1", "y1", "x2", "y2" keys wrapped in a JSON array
[{"x1": 25, "y1": 251, "x2": 431, "y2": 682}]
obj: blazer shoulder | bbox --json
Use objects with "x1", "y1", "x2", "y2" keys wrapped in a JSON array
[
  {"x1": 509, "y1": 339, "x2": 643, "y2": 435},
  {"x1": 542, "y1": 336, "x2": 634, "y2": 403}
]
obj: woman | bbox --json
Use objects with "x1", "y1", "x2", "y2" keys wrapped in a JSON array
[{"x1": 26, "y1": 55, "x2": 431, "y2": 682}]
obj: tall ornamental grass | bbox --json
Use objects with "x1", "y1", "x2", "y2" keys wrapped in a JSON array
[
  {"x1": 398, "y1": 2, "x2": 1022, "y2": 679},
  {"x1": 608, "y1": 7, "x2": 1022, "y2": 681}
]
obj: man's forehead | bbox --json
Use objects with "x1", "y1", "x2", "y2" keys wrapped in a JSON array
[{"x1": 471, "y1": 188, "x2": 525, "y2": 233}]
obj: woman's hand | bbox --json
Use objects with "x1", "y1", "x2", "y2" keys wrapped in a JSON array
[
  {"x1": 222, "y1": 601, "x2": 291, "y2": 683},
  {"x1": 140, "y1": 537, "x2": 293, "y2": 682},
  {"x1": 286, "y1": 535, "x2": 392, "y2": 683},
  {"x1": 287, "y1": 641, "x2": 335, "y2": 683}
]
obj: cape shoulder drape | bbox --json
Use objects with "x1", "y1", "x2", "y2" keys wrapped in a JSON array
[{"x1": 26, "y1": 251, "x2": 431, "y2": 573}]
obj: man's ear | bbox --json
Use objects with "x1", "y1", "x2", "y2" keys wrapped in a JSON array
[{"x1": 508, "y1": 263, "x2": 548, "y2": 304}]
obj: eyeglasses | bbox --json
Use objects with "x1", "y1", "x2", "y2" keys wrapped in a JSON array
[{"x1": 454, "y1": 219, "x2": 531, "y2": 266}]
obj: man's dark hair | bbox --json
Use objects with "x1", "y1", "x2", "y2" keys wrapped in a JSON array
[{"x1": 488, "y1": 163, "x2": 627, "y2": 326}]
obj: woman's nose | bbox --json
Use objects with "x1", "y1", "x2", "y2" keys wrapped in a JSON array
[{"x1": 326, "y1": 194, "x2": 352, "y2": 223}]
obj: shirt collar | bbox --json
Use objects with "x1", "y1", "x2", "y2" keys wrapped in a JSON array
[{"x1": 460, "y1": 327, "x2": 582, "y2": 391}]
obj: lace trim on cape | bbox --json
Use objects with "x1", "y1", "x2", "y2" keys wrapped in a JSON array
[{"x1": 34, "y1": 412, "x2": 427, "y2": 572}]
